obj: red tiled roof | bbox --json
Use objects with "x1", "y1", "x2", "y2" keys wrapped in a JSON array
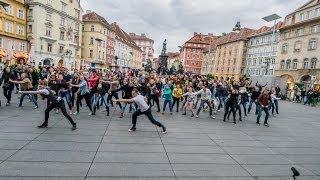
[
  {"x1": 186, "y1": 33, "x2": 218, "y2": 45},
  {"x1": 129, "y1": 33, "x2": 154, "y2": 43},
  {"x1": 216, "y1": 28, "x2": 256, "y2": 45},
  {"x1": 110, "y1": 22, "x2": 141, "y2": 51},
  {"x1": 250, "y1": 22, "x2": 284, "y2": 37},
  {"x1": 83, "y1": 12, "x2": 110, "y2": 26}
]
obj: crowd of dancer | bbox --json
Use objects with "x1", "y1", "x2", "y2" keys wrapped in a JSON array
[{"x1": 0, "y1": 64, "x2": 289, "y2": 131}]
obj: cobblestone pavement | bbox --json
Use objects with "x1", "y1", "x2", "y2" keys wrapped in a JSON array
[{"x1": 0, "y1": 94, "x2": 319, "y2": 179}]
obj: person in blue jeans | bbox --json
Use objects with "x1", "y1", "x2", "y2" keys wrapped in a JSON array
[
  {"x1": 248, "y1": 87, "x2": 261, "y2": 115},
  {"x1": 162, "y1": 81, "x2": 173, "y2": 114},
  {"x1": 10, "y1": 73, "x2": 38, "y2": 109},
  {"x1": 257, "y1": 89, "x2": 271, "y2": 127}
]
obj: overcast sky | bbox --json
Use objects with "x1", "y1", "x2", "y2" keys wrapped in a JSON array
[{"x1": 81, "y1": 0, "x2": 304, "y2": 55}]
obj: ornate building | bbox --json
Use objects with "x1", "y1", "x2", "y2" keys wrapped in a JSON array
[
  {"x1": 110, "y1": 22, "x2": 141, "y2": 71},
  {"x1": 167, "y1": 52, "x2": 180, "y2": 69},
  {"x1": 129, "y1": 33, "x2": 154, "y2": 68},
  {"x1": 214, "y1": 28, "x2": 256, "y2": 80},
  {"x1": 82, "y1": 11, "x2": 114, "y2": 71},
  {"x1": 275, "y1": 0, "x2": 320, "y2": 89},
  {"x1": 245, "y1": 23, "x2": 283, "y2": 84},
  {"x1": 26, "y1": 0, "x2": 83, "y2": 70},
  {"x1": 201, "y1": 40, "x2": 218, "y2": 75},
  {"x1": 0, "y1": 0, "x2": 28, "y2": 66},
  {"x1": 179, "y1": 32, "x2": 217, "y2": 74}
]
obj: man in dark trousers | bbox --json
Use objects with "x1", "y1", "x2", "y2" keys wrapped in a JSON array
[
  {"x1": 113, "y1": 88, "x2": 166, "y2": 133},
  {"x1": 257, "y1": 88, "x2": 271, "y2": 127}
]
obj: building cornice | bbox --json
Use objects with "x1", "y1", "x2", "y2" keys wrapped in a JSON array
[
  {"x1": 27, "y1": 1, "x2": 81, "y2": 22},
  {"x1": 281, "y1": 17, "x2": 320, "y2": 31}
]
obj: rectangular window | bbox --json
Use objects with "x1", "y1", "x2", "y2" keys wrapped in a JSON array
[
  {"x1": 62, "y1": 3, "x2": 67, "y2": 12},
  {"x1": 18, "y1": 9, "x2": 24, "y2": 19},
  {"x1": 17, "y1": 25, "x2": 24, "y2": 36},
  {"x1": 0, "y1": 37, "x2": 2, "y2": 48},
  {"x1": 311, "y1": 25, "x2": 318, "y2": 33},
  {"x1": 46, "y1": 26, "x2": 52, "y2": 37},
  {"x1": 60, "y1": 17, "x2": 66, "y2": 26},
  {"x1": 59, "y1": 46, "x2": 64, "y2": 54},
  {"x1": 90, "y1": 37, "x2": 94, "y2": 45},
  {"x1": 5, "y1": 21, "x2": 13, "y2": 33},
  {"x1": 28, "y1": 9, "x2": 33, "y2": 17},
  {"x1": 19, "y1": 42, "x2": 25, "y2": 51},
  {"x1": 308, "y1": 39, "x2": 317, "y2": 50},
  {"x1": 89, "y1": 50, "x2": 93, "y2": 58},
  {"x1": 60, "y1": 31, "x2": 65, "y2": 40},
  {"x1": 46, "y1": 13, "x2": 52, "y2": 21},
  {"x1": 5, "y1": 5, "x2": 12, "y2": 15},
  {"x1": 28, "y1": 24, "x2": 32, "y2": 33},
  {"x1": 284, "y1": 31, "x2": 290, "y2": 39},
  {"x1": 296, "y1": 28, "x2": 304, "y2": 37},
  {"x1": 91, "y1": 25, "x2": 95, "y2": 32},
  {"x1": 47, "y1": 43, "x2": 52, "y2": 52}
]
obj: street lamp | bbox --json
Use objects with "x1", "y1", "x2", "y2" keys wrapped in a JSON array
[{"x1": 262, "y1": 14, "x2": 281, "y2": 75}]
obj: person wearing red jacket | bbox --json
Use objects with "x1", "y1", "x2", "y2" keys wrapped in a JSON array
[{"x1": 88, "y1": 70, "x2": 100, "y2": 99}]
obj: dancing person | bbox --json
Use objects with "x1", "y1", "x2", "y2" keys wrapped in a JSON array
[
  {"x1": 172, "y1": 84, "x2": 183, "y2": 112},
  {"x1": 70, "y1": 75, "x2": 93, "y2": 115},
  {"x1": 0, "y1": 67, "x2": 15, "y2": 106},
  {"x1": 194, "y1": 84, "x2": 215, "y2": 119},
  {"x1": 18, "y1": 81, "x2": 77, "y2": 130},
  {"x1": 113, "y1": 88, "x2": 167, "y2": 133},
  {"x1": 257, "y1": 88, "x2": 271, "y2": 127}
]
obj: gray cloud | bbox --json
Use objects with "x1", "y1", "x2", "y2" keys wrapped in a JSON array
[{"x1": 81, "y1": 0, "x2": 304, "y2": 55}]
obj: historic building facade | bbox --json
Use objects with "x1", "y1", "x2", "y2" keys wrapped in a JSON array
[
  {"x1": 167, "y1": 52, "x2": 180, "y2": 69},
  {"x1": 245, "y1": 23, "x2": 282, "y2": 84},
  {"x1": 26, "y1": 0, "x2": 83, "y2": 70},
  {"x1": 201, "y1": 49, "x2": 215, "y2": 75},
  {"x1": 110, "y1": 22, "x2": 135, "y2": 71},
  {"x1": 0, "y1": 0, "x2": 28, "y2": 65},
  {"x1": 214, "y1": 28, "x2": 256, "y2": 80},
  {"x1": 82, "y1": 11, "x2": 112, "y2": 71},
  {"x1": 129, "y1": 33, "x2": 154, "y2": 67},
  {"x1": 275, "y1": 0, "x2": 320, "y2": 89},
  {"x1": 179, "y1": 33, "x2": 217, "y2": 74}
]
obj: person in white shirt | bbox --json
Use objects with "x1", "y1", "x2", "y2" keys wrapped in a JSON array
[
  {"x1": 113, "y1": 88, "x2": 167, "y2": 133},
  {"x1": 194, "y1": 84, "x2": 215, "y2": 119}
]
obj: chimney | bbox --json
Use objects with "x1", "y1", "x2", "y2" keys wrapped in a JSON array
[
  {"x1": 208, "y1": 33, "x2": 213, "y2": 36},
  {"x1": 129, "y1": 33, "x2": 135, "y2": 36},
  {"x1": 141, "y1": 33, "x2": 146, "y2": 37},
  {"x1": 194, "y1": 32, "x2": 198, "y2": 36},
  {"x1": 86, "y1": 10, "x2": 91, "y2": 14}
]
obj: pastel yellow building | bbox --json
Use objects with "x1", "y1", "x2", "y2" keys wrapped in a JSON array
[{"x1": 0, "y1": 0, "x2": 28, "y2": 65}]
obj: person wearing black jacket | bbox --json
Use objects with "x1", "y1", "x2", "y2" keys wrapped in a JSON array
[
  {"x1": 112, "y1": 78, "x2": 134, "y2": 118},
  {"x1": 19, "y1": 81, "x2": 77, "y2": 131},
  {"x1": 248, "y1": 87, "x2": 261, "y2": 115},
  {"x1": 147, "y1": 78, "x2": 160, "y2": 112},
  {"x1": 223, "y1": 88, "x2": 238, "y2": 124},
  {"x1": 0, "y1": 67, "x2": 15, "y2": 105},
  {"x1": 239, "y1": 87, "x2": 249, "y2": 116}
]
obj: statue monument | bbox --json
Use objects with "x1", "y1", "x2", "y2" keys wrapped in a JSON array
[{"x1": 158, "y1": 39, "x2": 169, "y2": 75}]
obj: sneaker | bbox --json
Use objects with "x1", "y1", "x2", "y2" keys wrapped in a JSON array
[
  {"x1": 223, "y1": 119, "x2": 226, "y2": 122},
  {"x1": 73, "y1": 112, "x2": 79, "y2": 115},
  {"x1": 119, "y1": 113, "x2": 124, "y2": 118},
  {"x1": 71, "y1": 124, "x2": 77, "y2": 131},
  {"x1": 34, "y1": 106, "x2": 39, "y2": 109},
  {"x1": 170, "y1": 112, "x2": 173, "y2": 115},
  {"x1": 162, "y1": 126, "x2": 167, "y2": 134},
  {"x1": 128, "y1": 127, "x2": 136, "y2": 132},
  {"x1": 239, "y1": 119, "x2": 242, "y2": 121},
  {"x1": 38, "y1": 124, "x2": 48, "y2": 128},
  {"x1": 69, "y1": 112, "x2": 73, "y2": 115},
  {"x1": 107, "y1": 113, "x2": 110, "y2": 116},
  {"x1": 256, "y1": 122, "x2": 260, "y2": 125},
  {"x1": 182, "y1": 113, "x2": 186, "y2": 115},
  {"x1": 264, "y1": 123, "x2": 269, "y2": 127},
  {"x1": 191, "y1": 114, "x2": 194, "y2": 117},
  {"x1": 157, "y1": 110, "x2": 160, "y2": 113},
  {"x1": 6, "y1": 102, "x2": 10, "y2": 106},
  {"x1": 211, "y1": 116, "x2": 216, "y2": 119},
  {"x1": 234, "y1": 121, "x2": 237, "y2": 124},
  {"x1": 89, "y1": 112, "x2": 94, "y2": 115},
  {"x1": 196, "y1": 115, "x2": 199, "y2": 118}
]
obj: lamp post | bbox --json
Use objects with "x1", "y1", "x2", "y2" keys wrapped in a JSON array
[{"x1": 262, "y1": 14, "x2": 281, "y2": 76}]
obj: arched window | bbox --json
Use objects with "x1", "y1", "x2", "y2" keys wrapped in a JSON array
[
  {"x1": 282, "y1": 43, "x2": 289, "y2": 53},
  {"x1": 280, "y1": 60, "x2": 285, "y2": 69},
  {"x1": 311, "y1": 58, "x2": 317, "y2": 69},
  {"x1": 303, "y1": 58, "x2": 309, "y2": 69},
  {"x1": 293, "y1": 59, "x2": 298, "y2": 69},
  {"x1": 286, "y1": 59, "x2": 291, "y2": 69}
]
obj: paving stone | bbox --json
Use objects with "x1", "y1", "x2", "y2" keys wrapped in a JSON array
[
  {"x1": 214, "y1": 139, "x2": 267, "y2": 147},
  {"x1": 99, "y1": 143, "x2": 165, "y2": 152},
  {"x1": 270, "y1": 147, "x2": 320, "y2": 155},
  {"x1": 0, "y1": 140, "x2": 29, "y2": 150},
  {"x1": 0, "y1": 133, "x2": 39, "y2": 141},
  {"x1": 0, "y1": 162, "x2": 90, "y2": 176},
  {"x1": 222, "y1": 146, "x2": 277, "y2": 155},
  {"x1": 87, "y1": 163, "x2": 174, "y2": 177},
  {"x1": 161, "y1": 138, "x2": 216, "y2": 146},
  {"x1": 164, "y1": 145, "x2": 225, "y2": 154},
  {"x1": 168, "y1": 153, "x2": 237, "y2": 164},
  {"x1": 35, "y1": 134, "x2": 102, "y2": 143},
  {"x1": 0, "y1": 150, "x2": 16, "y2": 160},
  {"x1": 94, "y1": 152, "x2": 169, "y2": 163},
  {"x1": 103, "y1": 136, "x2": 162, "y2": 144},
  {"x1": 8, "y1": 150, "x2": 95, "y2": 162},
  {"x1": 230, "y1": 154, "x2": 292, "y2": 165},
  {"x1": 23, "y1": 141, "x2": 100, "y2": 152},
  {"x1": 172, "y1": 164, "x2": 251, "y2": 177}
]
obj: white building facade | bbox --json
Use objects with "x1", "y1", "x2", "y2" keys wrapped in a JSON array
[
  {"x1": 26, "y1": 0, "x2": 83, "y2": 70},
  {"x1": 114, "y1": 39, "x2": 132, "y2": 69},
  {"x1": 246, "y1": 29, "x2": 280, "y2": 83}
]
